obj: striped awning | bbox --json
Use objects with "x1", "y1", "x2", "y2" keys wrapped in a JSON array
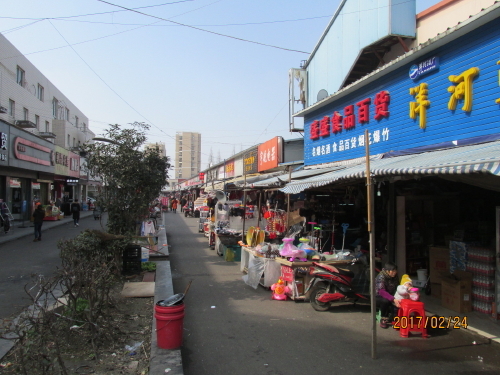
[{"x1": 281, "y1": 140, "x2": 500, "y2": 194}]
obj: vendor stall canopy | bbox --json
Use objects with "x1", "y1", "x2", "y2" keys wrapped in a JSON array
[{"x1": 280, "y1": 139, "x2": 500, "y2": 194}]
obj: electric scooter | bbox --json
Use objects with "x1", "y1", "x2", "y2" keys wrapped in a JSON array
[{"x1": 305, "y1": 253, "x2": 371, "y2": 311}]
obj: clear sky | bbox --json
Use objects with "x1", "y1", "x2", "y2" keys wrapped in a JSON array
[{"x1": 1, "y1": 0, "x2": 441, "y2": 171}]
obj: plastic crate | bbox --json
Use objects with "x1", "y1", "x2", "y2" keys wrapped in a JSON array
[
  {"x1": 123, "y1": 244, "x2": 141, "y2": 260},
  {"x1": 224, "y1": 245, "x2": 241, "y2": 262},
  {"x1": 122, "y1": 259, "x2": 141, "y2": 275}
]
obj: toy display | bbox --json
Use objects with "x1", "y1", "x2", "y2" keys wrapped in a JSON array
[{"x1": 270, "y1": 278, "x2": 290, "y2": 301}]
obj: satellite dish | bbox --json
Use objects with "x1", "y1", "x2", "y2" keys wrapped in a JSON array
[
  {"x1": 215, "y1": 190, "x2": 227, "y2": 204},
  {"x1": 317, "y1": 89, "x2": 328, "y2": 102}
]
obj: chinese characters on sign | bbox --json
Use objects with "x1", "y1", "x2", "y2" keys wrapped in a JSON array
[
  {"x1": 258, "y1": 137, "x2": 281, "y2": 172},
  {"x1": 0, "y1": 132, "x2": 7, "y2": 162},
  {"x1": 447, "y1": 67, "x2": 480, "y2": 112},
  {"x1": 409, "y1": 83, "x2": 431, "y2": 129},
  {"x1": 70, "y1": 157, "x2": 79, "y2": 172},
  {"x1": 310, "y1": 91, "x2": 391, "y2": 140},
  {"x1": 496, "y1": 61, "x2": 500, "y2": 104},
  {"x1": 243, "y1": 148, "x2": 258, "y2": 174},
  {"x1": 311, "y1": 128, "x2": 390, "y2": 157},
  {"x1": 225, "y1": 160, "x2": 235, "y2": 178},
  {"x1": 55, "y1": 152, "x2": 69, "y2": 166}
]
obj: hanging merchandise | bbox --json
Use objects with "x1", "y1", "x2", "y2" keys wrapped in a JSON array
[{"x1": 264, "y1": 209, "x2": 287, "y2": 239}]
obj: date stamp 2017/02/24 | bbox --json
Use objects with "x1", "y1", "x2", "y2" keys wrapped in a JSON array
[{"x1": 393, "y1": 316, "x2": 468, "y2": 329}]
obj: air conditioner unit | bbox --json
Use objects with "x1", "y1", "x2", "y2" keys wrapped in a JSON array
[
  {"x1": 15, "y1": 120, "x2": 37, "y2": 128},
  {"x1": 39, "y1": 132, "x2": 56, "y2": 139},
  {"x1": 0, "y1": 106, "x2": 7, "y2": 114}
]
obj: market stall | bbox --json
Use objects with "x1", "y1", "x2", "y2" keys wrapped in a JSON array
[{"x1": 43, "y1": 204, "x2": 62, "y2": 221}]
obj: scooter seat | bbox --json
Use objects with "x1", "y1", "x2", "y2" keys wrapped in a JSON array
[
  {"x1": 337, "y1": 268, "x2": 355, "y2": 278},
  {"x1": 313, "y1": 262, "x2": 354, "y2": 278}
]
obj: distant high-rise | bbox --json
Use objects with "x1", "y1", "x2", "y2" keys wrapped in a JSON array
[
  {"x1": 145, "y1": 142, "x2": 166, "y2": 157},
  {"x1": 175, "y1": 132, "x2": 201, "y2": 179}
]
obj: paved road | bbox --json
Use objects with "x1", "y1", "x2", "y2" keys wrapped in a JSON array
[
  {"x1": 0, "y1": 214, "x2": 107, "y2": 319},
  {"x1": 165, "y1": 211, "x2": 500, "y2": 375}
]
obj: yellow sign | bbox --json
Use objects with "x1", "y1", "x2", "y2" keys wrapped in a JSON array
[
  {"x1": 409, "y1": 83, "x2": 431, "y2": 129},
  {"x1": 447, "y1": 67, "x2": 479, "y2": 112},
  {"x1": 496, "y1": 61, "x2": 500, "y2": 104}
]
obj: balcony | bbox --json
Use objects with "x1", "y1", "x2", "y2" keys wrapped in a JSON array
[
  {"x1": 15, "y1": 120, "x2": 37, "y2": 129},
  {"x1": 39, "y1": 132, "x2": 56, "y2": 139}
]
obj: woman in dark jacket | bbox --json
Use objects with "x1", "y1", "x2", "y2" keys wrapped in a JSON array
[
  {"x1": 70, "y1": 199, "x2": 81, "y2": 227},
  {"x1": 375, "y1": 262, "x2": 400, "y2": 328}
]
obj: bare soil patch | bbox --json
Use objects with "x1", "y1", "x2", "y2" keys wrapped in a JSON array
[{"x1": 0, "y1": 275, "x2": 153, "y2": 375}]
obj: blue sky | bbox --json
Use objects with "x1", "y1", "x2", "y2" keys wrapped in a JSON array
[{"x1": 1, "y1": 0, "x2": 440, "y2": 170}]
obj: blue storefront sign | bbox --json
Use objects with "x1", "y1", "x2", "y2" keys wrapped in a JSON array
[
  {"x1": 409, "y1": 57, "x2": 439, "y2": 80},
  {"x1": 304, "y1": 20, "x2": 500, "y2": 166}
]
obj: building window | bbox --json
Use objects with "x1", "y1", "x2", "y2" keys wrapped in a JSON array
[
  {"x1": 52, "y1": 98, "x2": 58, "y2": 118},
  {"x1": 8, "y1": 99, "x2": 15, "y2": 117},
  {"x1": 73, "y1": 137, "x2": 76, "y2": 147},
  {"x1": 45, "y1": 121, "x2": 50, "y2": 132},
  {"x1": 37, "y1": 84, "x2": 44, "y2": 101},
  {"x1": 23, "y1": 107, "x2": 28, "y2": 121},
  {"x1": 75, "y1": 116, "x2": 79, "y2": 127},
  {"x1": 35, "y1": 115, "x2": 40, "y2": 129},
  {"x1": 65, "y1": 108, "x2": 70, "y2": 121},
  {"x1": 67, "y1": 134, "x2": 70, "y2": 147},
  {"x1": 16, "y1": 66, "x2": 25, "y2": 86}
]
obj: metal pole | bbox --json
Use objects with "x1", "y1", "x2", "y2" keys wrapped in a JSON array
[
  {"x1": 257, "y1": 190, "x2": 262, "y2": 229},
  {"x1": 365, "y1": 129, "x2": 377, "y2": 359},
  {"x1": 241, "y1": 167, "x2": 247, "y2": 243},
  {"x1": 286, "y1": 166, "x2": 292, "y2": 229}
]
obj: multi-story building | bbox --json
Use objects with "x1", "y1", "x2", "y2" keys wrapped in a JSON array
[
  {"x1": 145, "y1": 142, "x2": 167, "y2": 158},
  {"x1": 174, "y1": 132, "x2": 201, "y2": 179},
  {"x1": 0, "y1": 33, "x2": 95, "y2": 219}
]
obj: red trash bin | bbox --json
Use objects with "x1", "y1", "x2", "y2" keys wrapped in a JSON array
[{"x1": 155, "y1": 302, "x2": 185, "y2": 349}]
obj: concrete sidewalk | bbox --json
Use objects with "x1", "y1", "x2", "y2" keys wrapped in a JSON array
[
  {"x1": 150, "y1": 221, "x2": 184, "y2": 374},
  {"x1": 0, "y1": 210, "x2": 96, "y2": 245}
]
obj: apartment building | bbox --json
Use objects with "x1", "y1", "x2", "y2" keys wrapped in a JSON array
[
  {"x1": 174, "y1": 132, "x2": 201, "y2": 179},
  {"x1": 0, "y1": 32, "x2": 95, "y2": 219}
]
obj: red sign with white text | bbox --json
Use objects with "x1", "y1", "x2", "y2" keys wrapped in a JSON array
[{"x1": 257, "y1": 137, "x2": 281, "y2": 172}]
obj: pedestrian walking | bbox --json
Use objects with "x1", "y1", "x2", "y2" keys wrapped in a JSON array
[
  {"x1": 171, "y1": 198, "x2": 178, "y2": 213},
  {"x1": 32, "y1": 202, "x2": 45, "y2": 241},
  {"x1": 71, "y1": 199, "x2": 81, "y2": 227},
  {"x1": 180, "y1": 196, "x2": 187, "y2": 212}
]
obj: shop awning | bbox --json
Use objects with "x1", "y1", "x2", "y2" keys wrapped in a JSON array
[
  {"x1": 203, "y1": 172, "x2": 283, "y2": 191},
  {"x1": 251, "y1": 166, "x2": 345, "y2": 188},
  {"x1": 280, "y1": 140, "x2": 500, "y2": 194}
]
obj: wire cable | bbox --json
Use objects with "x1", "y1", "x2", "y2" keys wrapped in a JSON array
[{"x1": 96, "y1": 0, "x2": 308, "y2": 54}]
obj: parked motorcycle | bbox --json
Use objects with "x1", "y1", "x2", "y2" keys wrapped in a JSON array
[
  {"x1": 184, "y1": 205, "x2": 194, "y2": 217},
  {"x1": 305, "y1": 253, "x2": 372, "y2": 311}
]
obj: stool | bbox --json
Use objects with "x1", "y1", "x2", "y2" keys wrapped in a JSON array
[{"x1": 397, "y1": 299, "x2": 429, "y2": 338}]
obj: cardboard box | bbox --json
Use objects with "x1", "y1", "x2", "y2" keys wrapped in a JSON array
[
  {"x1": 429, "y1": 246, "x2": 450, "y2": 283},
  {"x1": 441, "y1": 271, "x2": 472, "y2": 313},
  {"x1": 431, "y1": 283, "x2": 441, "y2": 299}
]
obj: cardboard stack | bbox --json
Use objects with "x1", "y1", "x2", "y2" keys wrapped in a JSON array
[
  {"x1": 429, "y1": 246, "x2": 449, "y2": 298},
  {"x1": 441, "y1": 270, "x2": 473, "y2": 313}
]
